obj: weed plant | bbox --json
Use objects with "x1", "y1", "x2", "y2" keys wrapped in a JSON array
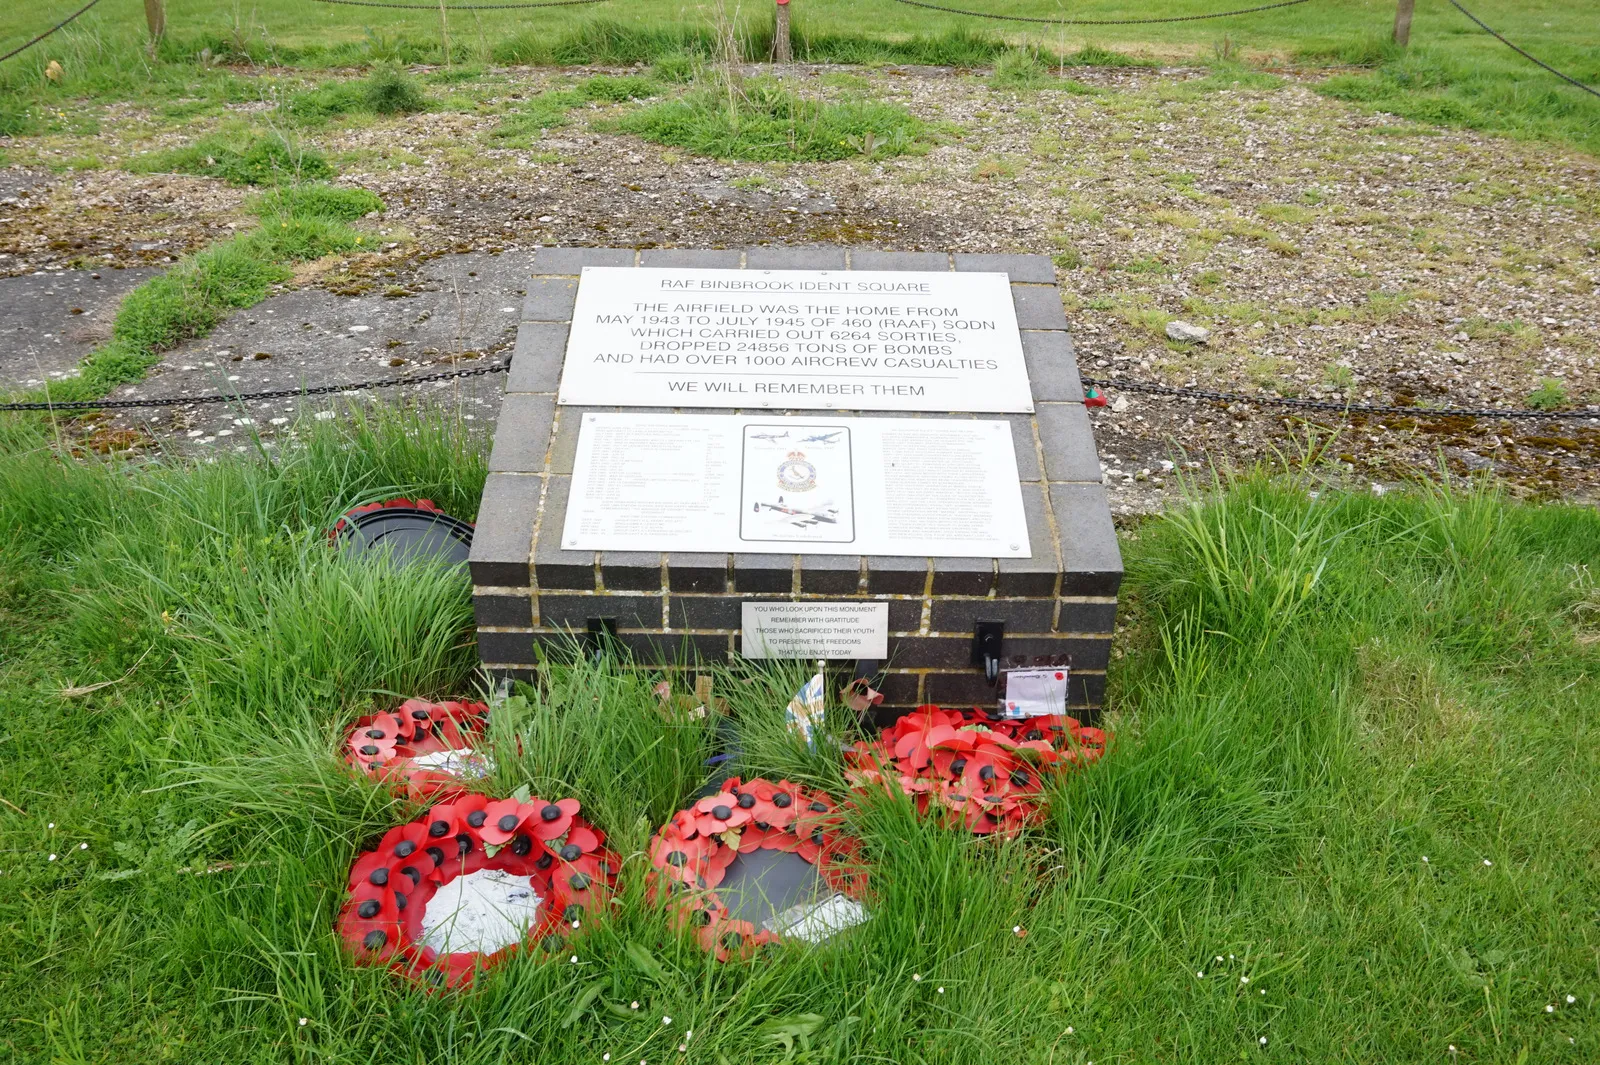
[{"x1": 0, "y1": 406, "x2": 1594, "y2": 1061}]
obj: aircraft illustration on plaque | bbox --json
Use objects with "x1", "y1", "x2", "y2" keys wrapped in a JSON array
[
  {"x1": 752, "y1": 497, "x2": 840, "y2": 529},
  {"x1": 748, "y1": 430, "x2": 790, "y2": 444},
  {"x1": 798, "y1": 431, "x2": 843, "y2": 445}
]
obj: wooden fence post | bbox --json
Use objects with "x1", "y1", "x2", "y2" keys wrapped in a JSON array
[
  {"x1": 144, "y1": 0, "x2": 166, "y2": 47},
  {"x1": 774, "y1": 0, "x2": 792, "y2": 64},
  {"x1": 1393, "y1": 0, "x2": 1414, "y2": 47}
]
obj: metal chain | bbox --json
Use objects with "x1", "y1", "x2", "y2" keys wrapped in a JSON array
[
  {"x1": 1446, "y1": 0, "x2": 1600, "y2": 100},
  {"x1": 0, "y1": 0, "x2": 103, "y2": 64},
  {"x1": 883, "y1": 0, "x2": 1313, "y2": 27},
  {"x1": 1081, "y1": 376, "x2": 1600, "y2": 421},
  {"x1": 0, "y1": 361, "x2": 509, "y2": 413},
  {"x1": 309, "y1": 0, "x2": 607, "y2": 10}
]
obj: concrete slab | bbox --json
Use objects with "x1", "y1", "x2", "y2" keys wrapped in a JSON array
[
  {"x1": 104, "y1": 252, "x2": 527, "y2": 446},
  {"x1": 0, "y1": 267, "x2": 161, "y2": 391}
]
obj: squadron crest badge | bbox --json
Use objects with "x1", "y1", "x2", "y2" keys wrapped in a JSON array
[{"x1": 776, "y1": 451, "x2": 817, "y2": 493}]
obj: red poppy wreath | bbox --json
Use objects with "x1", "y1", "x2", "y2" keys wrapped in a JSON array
[
  {"x1": 344, "y1": 698, "x2": 492, "y2": 803},
  {"x1": 337, "y1": 792, "x2": 615, "y2": 987},
  {"x1": 844, "y1": 706, "x2": 1109, "y2": 837},
  {"x1": 647, "y1": 777, "x2": 869, "y2": 961},
  {"x1": 330, "y1": 497, "x2": 448, "y2": 538}
]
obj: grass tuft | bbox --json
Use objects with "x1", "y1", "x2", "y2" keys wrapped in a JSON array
[
  {"x1": 128, "y1": 130, "x2": 333, "y2": 185},
  {"x1": 608, "y1": 76, "x2": 923, "y2": 162}
]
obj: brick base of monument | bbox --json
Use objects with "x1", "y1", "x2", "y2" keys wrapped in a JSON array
[{"x1": 470, "y1": 247, "x2": 1121, "y2": 719}]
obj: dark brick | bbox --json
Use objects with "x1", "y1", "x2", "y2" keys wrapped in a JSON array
[
  {"x1": 538, "y1": 593, "x2": 662, "y2": 630},
  {"x1": 866, "y1": 556, "x2": 927, "y2": 594},
  {"x1": 468, "y1": 473, "x2": 539, "y2": 587},
  {"x1": 1051, "y1": 484, "x2": 1123, "y2": 595},
  {"x1": 477, "y1": 629, "x2": 534, "y2": 664},
  {"x1": 639, "y1": 249, "x2": 742, "y2": 268},
  {"x1": 1020, "y1": 330, "x2": 1085, "y2": 402},
  {"x1": 508, "y1": 322, "x2": 568, "y2": 393},
  {"x1": 532, "y1": 247, "x2": 635, "y2": 274},
  {"x1": 1057, "y1": 600, "x2": 1118, "y2": 633},
  {"x1": 930, "y1": 597, "x2": 1054, "y2": 633},
  {"x1": 616, "y1": 632, "x2": 732, "y2": 664},
  {"x1": 474, "y1": 594, "x2": 533, "y2": 628},
  {"x1": 1010, "y1": 284, "x2": 1069, "y2": 330},
  {"x1": 953, "y1": 253, "x2": 1055, "y2": 283},
  {"x1": 874, "y1": 671, "x2": 923, "y2": 707},
  {"x1": 522, "y1": 277, "x2": 579, "y2": 322},
  {"x1": 997, "y1": 637, "x2": 1110, "y2": 672},
  {"x1": 532, "y1": 476, "x2": 594, "y2": 590},
  {"x1": 800, "y1": 555, "x2": 861, "y2": 594},
  {"x1": 997, "y1": 483, "x2": 1059, "y2": 598},
  {"x1": 666, "y1": 553, "x2": 726, "y2": 592},
  {"x1": 733, "y1": 553, "x2": 794, "y2": 593},
  {"x1": 670, "y1": 595, "x2": 742, "y2": 630},
  {"x1": 924, "y1": 671, "x2": 1003, "y2": 707},
  {"x1": 487, "y1": 393, "x2": 555, "y2": 473},
  {"x1": 1069, "y1": 672, "x2": 1106, "y2": 707},
  {"x1": 1037, "y1": 402, "x2": 1102, "y2": 483},
  {"x1": 930, "y1": 559, "x2": 992, "y2": 596},
  {"x1": 887, "y1": 597, "x2": 923, "y2": 632},
  {"x1": 746, "y1": 246, "x2": 847, "y2": 270},
  {"x1": 849, "y1": 250, "x2": 949, "y2": 271},
  {"x1": 890, "y1": 636, "x2": 970, "y2": 669},
  {"x1": 600, "y1": 552, "x2": 661, "y2": 591}
]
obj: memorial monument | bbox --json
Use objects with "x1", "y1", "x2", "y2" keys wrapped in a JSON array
[{"x1": 470, "y1": 248, "x2": 1120, "y2": 723}]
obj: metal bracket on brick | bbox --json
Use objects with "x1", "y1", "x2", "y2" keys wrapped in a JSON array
[{"x1": 970, "y1": 621, "x2": 1006, "y2": 685}]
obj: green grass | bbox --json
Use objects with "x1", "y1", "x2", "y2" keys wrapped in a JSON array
[
  {"x1": 6, "y1": 178, "x2": 380, "y2": 407},
  {"x1": 1, "y1": 3, "x2": 1594, "y2": 153},
  {"x1": 0, "y1": 406, "x2": 1595, "y2": 1061},
  {"x1": 607, "y1": 76, "x2": 925, "y2": 162},
  {"x1": 488, "y1": 74, "x2": 664, "y2": 147},
  {"x1": 127, "y1": 129, "x2": 333, "y2": 185}
]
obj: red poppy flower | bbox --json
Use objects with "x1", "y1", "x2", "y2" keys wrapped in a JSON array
[
  {"x1": 479, "y1": 798, "x2": 533, "y2": 847},
  {"x1": 529, "y1": 797, "x2": 581, "y2": 840},
  {"x1": 693, "y1": 790, "x2": 752, "y2": 836}
]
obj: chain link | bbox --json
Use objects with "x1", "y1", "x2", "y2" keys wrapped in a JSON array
[
  {"x1": 1446, "y1": 0, "x2": 1600, "y2": 100},
  {"x1": 0, "y1": 361, "x2": 509, "y2": 413},
  {"x1": 884, "y1": 0, "x2": 1313, "y2": 26},
  {"x1": 1081, "y1": 376, "x2": 1600, "y2": 421}
]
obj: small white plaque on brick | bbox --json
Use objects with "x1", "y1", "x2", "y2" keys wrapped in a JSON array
[
  {"x1": 742, "y1": 602, "x2": 888, "y2": 660},
  {"x1": 558, "y1": 267, "x2": 1034, "y2": 413}
]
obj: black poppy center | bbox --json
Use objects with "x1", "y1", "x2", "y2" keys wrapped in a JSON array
[
  {"x1": 497, "y1": 814, "x2": 519, "y2": 832},
  {"x1": 540, "y1": 804, "x2": 563, "y2": 822},
  {"x1": 365, "y1": 729, "x2": 386, "y2": 739},
  {"x1": 666, "y1": 850, "x2": 688, "y2": 866},
  {"x1": 809, "y1": 801, "x2": 827, "y2": 813},
  {"x1": 368, "y1": 868, "x2": 389, "y2": 886},
  {"x1": 362, "y1": 929, "x2": 387, "y2": 951},
  {"x1": 950, "y1": 758, "x2": 967, "y2": 775},
  {"x1": 428, "y1": 820, "x2": 450, "y2": 837},
  {"x1": 773, "y1": 793, "x2": 792, "y2": 808},
  {"x1": 569, "y1": 873, "x2": 591, "y2": 890},
  {"x1": 393, "y1": 840, "x2": 416, "y2": 858},
  {"x1": 466, "y1": 810, "x2": 487, "y2": 828},
  {"x1": 712, "y1": 804, "x2": 732, "y2": 821},
  {"x1": 511, "y1": 835, "x2": 533, "y2": 857},
  {"x1": 356, "y1": 899, "x2": 380, "y2": 919},
  {"x1": 978, "y1": 765, "x2": 995, "y2": 781},
  {"x1": 737, "y1": 793, "x2": 756, "y2": 809},
  {"x1": 1010, "y1": 770, "x2": 1030, "y2": 787},
  {"x1": 359, "y1": 745, "x2": 379, "y2": 756},
  {"x1": 560, "y1": 843, "x2": 582, "y2": 861}
]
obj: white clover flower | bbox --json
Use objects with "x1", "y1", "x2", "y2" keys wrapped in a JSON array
[
  {"x1": 1259, "y1": 1036, "x2": 1268, "y2": 1046},
  {"x1": 1065, "y1": 1027, "x2": 1074, "y2": 1034},
  {"x1": 912, "y1": 974, "x2": 922, "y2": 982},
  {"x1": 1241, "y1": 976, "x2": 1250, "y2": 984},
  {"x1": 569, "y1": 955, "x2": 578, "y2": 963},
  {"x1": 936, "y1": 987, "x2": 944, "y2": 994},
  {"x1": 630, "y1": 1001, "x2": 639, "y2": 1010},
  {"x1": 298, "y1": 1018, "x2": 308, "y2": 1026},
  {"x1": 1197, "y1": 971, "x2": 1204, "y2": 978},
  {"x1": 1566, "y1": 995, "x2": 1576, "y2": 1004},
  {"x1": 1546, "y1": 1005, "x2": 1555, "y2": 1013},
  {"x1": 1483, "y1": 859, "x2": 1492, "y2": 866},
  {"x1": 662, "y1": 1017, "x2": 671, "y2": 1025},
  {"x1": 48, "y1": 854, "x2": 56, "y2": 861}
]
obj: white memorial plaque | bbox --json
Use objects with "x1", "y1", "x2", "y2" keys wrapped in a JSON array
[
  {"x1": 563, "y1": 413, "x2": 1031, "y2": 558},
  {"x1": 742, "y1": 602, "x2": 889, "y2": 660},
  {"x1": 558, "y1": 267, "x2": 1034, "y2": 413}
]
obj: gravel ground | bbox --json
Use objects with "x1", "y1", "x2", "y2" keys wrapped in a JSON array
[{"x1": 2, "y1": 64, "x2": 1596, "y2": 505}]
